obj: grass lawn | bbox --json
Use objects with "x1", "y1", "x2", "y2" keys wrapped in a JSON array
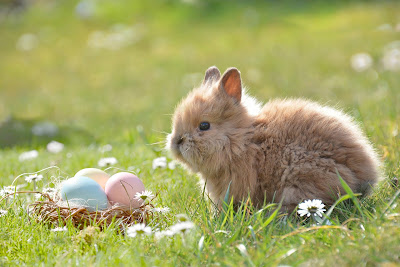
[{"x1": 0, "y1": 0, "x2": 400, "y2": 266}]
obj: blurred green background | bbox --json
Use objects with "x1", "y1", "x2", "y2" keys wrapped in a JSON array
[{"x1": 0, "y1": 0, "x2": 399, "y2": 160}]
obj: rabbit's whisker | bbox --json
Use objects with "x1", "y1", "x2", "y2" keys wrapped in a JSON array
[{"x1": 147, "y1": 141, "x2": 166, "y2": 146}]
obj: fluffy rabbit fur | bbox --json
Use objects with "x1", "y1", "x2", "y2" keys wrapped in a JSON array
[{"x1": 167, "y1": 66, "x2": 380, "y2": 211}]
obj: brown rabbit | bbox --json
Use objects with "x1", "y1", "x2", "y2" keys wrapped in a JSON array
[{"x1": 167, "y1": 66, "x2": 381, "y2": 211}]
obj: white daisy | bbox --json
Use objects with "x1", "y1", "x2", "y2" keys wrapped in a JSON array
[
  {"x1": 0, "y1": 209, "x2": 8, "y2": 217},
  {"x1": 152, "y1": 157, "x2": 167, "y2": 169},
  {"x1": 350, "y1": 52, "x2": 373, "y2": 72},
  {"x1": 168, "y1": 161, "x2": 177, "y2": 170},
  {"x1": 126, "y1": 223, "x2": 152, "y2": 237},
  {"x1": 98, "y1": 157, "x2": 118, "y2": 167},
  {"x1": 170, "y1": 221, "x2": 195, "y2": 234},
  {"x1": 134, "y1": 190, "x2": 154, "y2": 203},
  {"x1": 176, "y1": 213, "x2": 189, "y2": 222},
  {"x1": 42, "y1": 187, "x2": 57, "y2": 199},
  {"x1": 18, "y1": 150, "x2": 39, "y2": 161},
  {"x1": 47, "y1": 141, "x2": 64, "y2": 153},
  {"x1": 16, "y1": 33, "x2": 38, "y2": 51},
  {"x1": 0, "y1": 186, "x2": 17, "y2": 198},
  {"x1": 25, "y1": 174, "x2": 43, "y2": 183},
  {"x1": 99, "y1": 144, "x2": 112, "y2": 153},
  {"x1": 383, "y1": 47, "x2": 400, "y2": 71},
  {"x1": 154, "y1": 230, "x2": 175, "y2": 240},
  {"x1": 297, "y1": 199, "x2": 326, "y2": 218},
  {"x1": 152, "y1": 206, "x2": 170, "y2": 214},
  {"x1": 51, "y1": 226, "x2": 67, "y2": 232}
]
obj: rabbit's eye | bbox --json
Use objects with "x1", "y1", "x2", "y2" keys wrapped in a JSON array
[{"x1": 199, "y1": 122, "x2": 210, "y2": 131}]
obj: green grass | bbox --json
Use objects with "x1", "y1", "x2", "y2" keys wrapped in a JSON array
[{"x1": 1, "y1": 0, "x2": 400, "y2": 266}]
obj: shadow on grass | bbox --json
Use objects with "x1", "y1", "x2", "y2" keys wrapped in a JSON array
[{"x1": 0, "y1": 115, "x2": 95, "y2": 148}]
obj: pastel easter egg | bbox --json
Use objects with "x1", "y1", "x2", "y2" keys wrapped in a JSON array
[
  {"x1": 61, "y1": 176, "x2": 109, "y2": 211},
  {"x1": 105, "y1": 172, "x2": 145, "y2": 208},
  {"x1": 74, "y1": 168, "x2": 110, "y2": 189}
]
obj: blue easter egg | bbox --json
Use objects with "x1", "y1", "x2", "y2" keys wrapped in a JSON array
[{"x1": 61, "y1": 176, "x2": 108, "y2": 211}]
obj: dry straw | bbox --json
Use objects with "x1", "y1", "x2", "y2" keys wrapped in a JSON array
[
  {"x1": 2, "y1": 166, "x2": 156, "y2": 230},
  {"x1": 1, "y1": 191, "x2": 154, "y2": 231}
]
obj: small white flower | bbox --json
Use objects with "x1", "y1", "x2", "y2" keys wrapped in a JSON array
[
  {"x1": 351, "y1": 53, "x2": 373, "y2": 72},
  {"x1": 51, "y1": 226, "x2": 67, "y2": 232},
  {"x1": 126, "y1": 223, "x2": 152, "y2": 237},
  {"x1": 152, "y1": 206, "x2": 170, "y2": 214},
  {"x1": 297, "y1": 199, "x2": 326, "y2": 218},
  {"x1": 75, "y1": 0, "x2": 95, "y2": 19},
  {"x1": 25, "y1": 174, "x2": 43, "y2": 183},
  {"x1": 98, "y1": 157, "x2": 118, "y2": 167},
  {"x1": 43, "y1": 187, "x2": 57, "y2": 193},
  {"x1": 87, "y1": 24, "x2": 140, "y2": 50},
  {"x1": 19, "y1": 150, "x2": 39, "y2": 161},
  {"x1": 134, "y1": 190, "x2": 154, "y2": 202},
  {"x1": 170, "y1": 221, "x2": 195, "y2": 234},
  {"x1": 383, "y1": 48, "x2": 400, "y2": 71},
  {"x1": 0, "y1": 186, "x2": 17, "y2": 198},
  {"x1": 176, "y1": 213, "x2": 189, "y2": 222},
  {"x1": 168, "y1": 161, "x2": 177, "y2": 170},
  {"x1": 152, "y1": 157, "x2": 167, "y2": 169},
  {"x1": 42, "y1": 187, "x2": 57, "y2": 198},
  {"x1": 47, "y1": 141, "x2": 64, "y2": 153},
  {"x1": 16, "y1": 33, "x2": 38, "y2": 51},
  {"x1": 99, "y1": 144, "x2": 112, "y2": 153},
  {"x1": 0, "y1": 209, "x2": 8, "y2": 217},
  {"x1": 154, "y1": 230, "x2": 175, "y2": 240},
  {"x1": 31, "y1": 121, "x2": 58, "y2": 136}
]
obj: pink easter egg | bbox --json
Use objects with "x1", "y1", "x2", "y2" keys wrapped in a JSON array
[{"x1": 104, "y1": 172, "x2": 145, "y2": 208}]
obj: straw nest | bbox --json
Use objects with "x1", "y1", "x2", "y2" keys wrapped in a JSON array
[{"x1": 2, "y1": 191, "x2": 153, "y2": 230}]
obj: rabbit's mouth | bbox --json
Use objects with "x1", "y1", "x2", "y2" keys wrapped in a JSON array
[
  {"x1": 167, "y1": 133, "x2": 187, "y2": 159},
  {"x1": 167, "y1": 133, "x2": 199, "y2": 168}
]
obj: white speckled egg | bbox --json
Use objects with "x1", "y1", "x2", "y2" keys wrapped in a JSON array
[
  {"x1": 61, "y1": 176, "x2": 108, "y2": 211},
  {"x1": 74, "y1": 168, "x2": 110, "y2": 189},
  {"x1": 105, "y1": 172, "x2": 145, "y2": 208}
]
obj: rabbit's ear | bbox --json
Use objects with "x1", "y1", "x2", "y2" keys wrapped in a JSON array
[
  {"x1": 203, "y1": 66, "x2": 221, "y2": 85},
  {"x1": 219, "y1": 67, "x2": 242, "y2": 102}
]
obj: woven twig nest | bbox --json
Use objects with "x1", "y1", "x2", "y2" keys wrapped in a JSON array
[{"x1": 2, "y1": 191, "x2": 154, "y2": 230}]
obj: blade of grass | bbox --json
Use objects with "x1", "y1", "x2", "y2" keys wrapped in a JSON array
[
  {"x1": 256, "y1": 202, "x2": 281, "y2": 233},
  {"x1": 223, "y1": 181, "x2": 232, "y2": 207},
  {"x1": 321, "y1": 194, "x2": 353, "y2": 225},
  {"x1": 380, "y1": 189, "x2": 400, "y2": 219},
  {"x1": 220, "y1": 198, "x2": 234, "y2": 229},
  {"x1": 337, "y1": 170, "x2": 365, "y2": 219}
]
